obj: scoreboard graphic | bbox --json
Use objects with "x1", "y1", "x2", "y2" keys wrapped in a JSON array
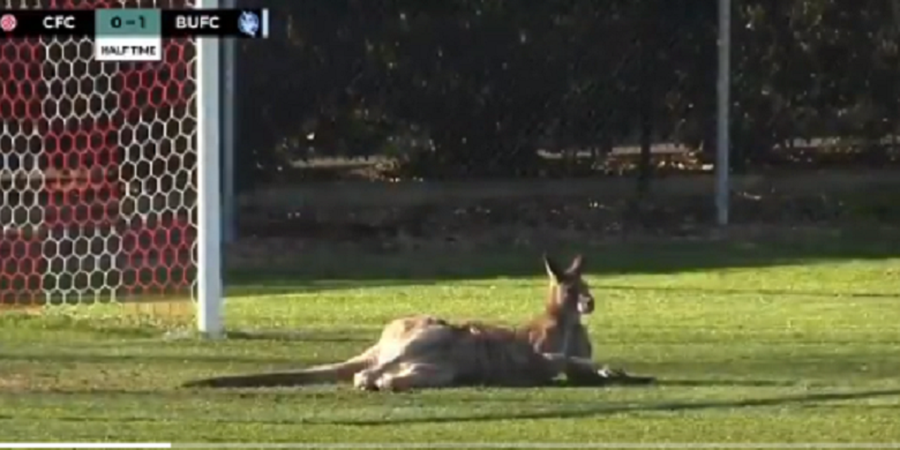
[
  {"x1": 0, "y1": 8, "x2": 269, "y2": 61},
  {"x1": 0, "y1": 4, "x2": 262, "y2": 306}
]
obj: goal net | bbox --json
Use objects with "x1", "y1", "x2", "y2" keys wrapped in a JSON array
[{"x1": 0, "y1": 0, "x2": 201, "y2": 321}]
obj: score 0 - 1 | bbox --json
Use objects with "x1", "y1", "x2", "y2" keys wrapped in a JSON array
[
  {"x1": 110, "y1": 15, "x2": 146, "y2": 29},
  {"x1": 93, "y1": 9, "x2": 162, "y2": 62},
  {"x1": 99, "y1": 8, "x2": 158, "y2": 32}
]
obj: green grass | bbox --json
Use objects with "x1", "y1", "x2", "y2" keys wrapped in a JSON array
[{"x1": 1, "y1": 237, "x2": 900, "y2": 445}]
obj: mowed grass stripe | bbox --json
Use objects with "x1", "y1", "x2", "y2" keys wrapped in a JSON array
[{"x1": 0, "y1": 243, "x2": 899, "y2": 443}]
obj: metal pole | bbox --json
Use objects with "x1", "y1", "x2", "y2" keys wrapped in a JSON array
[
  {"x1": 715, "y1": 0, "x2": 731, "y2": 226},
  {"x1": 196, "y1": 0, "x2": 224, "y2": 337},
  {"x1": 221, "y1": 0, "x2": 237, "y2": 243}
]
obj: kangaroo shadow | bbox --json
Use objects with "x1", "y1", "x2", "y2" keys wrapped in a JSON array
[
  {"x1": 323, "y1": 388, "x2": 900, "y2": 426},
  {"x1": 559, "y1": 378, "x2": 800, "y2": 389},
  {"x1": 653, "y1": 378, "x2": 801, "y2": 388},
  {"x1": 483, "y1": 377, "x2": 795, "y2": 390},
  {"x1": 224, "y1": 329, "x2": 373, "y2": 344}
]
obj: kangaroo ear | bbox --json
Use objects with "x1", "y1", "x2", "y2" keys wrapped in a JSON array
[
  {"x1": 566, "y1": 254, "x2": 584, "y2": 277},
  {"x1": 543, "y1": 253, "x2": 564, "y2": 282}
]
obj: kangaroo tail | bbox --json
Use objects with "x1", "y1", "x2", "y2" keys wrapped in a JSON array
[{"x1": 181, "y1": 345, "x2": 377, "y2": 388}]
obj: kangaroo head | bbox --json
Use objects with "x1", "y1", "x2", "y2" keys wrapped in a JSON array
[{"x1": 543, "y1": 253, "x2": 594, "y2": 317}]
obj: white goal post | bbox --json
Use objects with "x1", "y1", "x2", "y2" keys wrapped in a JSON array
[{"x1": 195, "y1": 0, "x2": 224, "y2": 337}]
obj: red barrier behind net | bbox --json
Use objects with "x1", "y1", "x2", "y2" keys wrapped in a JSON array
[{"x1": 0, "y1": 0, "x2": 197, "y2": 308}]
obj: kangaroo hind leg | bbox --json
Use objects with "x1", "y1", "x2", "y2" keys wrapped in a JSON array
[{"x1": 374, "y1": 362, "x2": 457, "y2": 392}]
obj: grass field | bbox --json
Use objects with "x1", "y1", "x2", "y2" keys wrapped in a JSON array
[{"x1": 1, "y1": 233, "x2": 900, "y2": 445}]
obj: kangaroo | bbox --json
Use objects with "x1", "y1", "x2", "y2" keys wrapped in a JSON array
[
  {"x1": 523, "y1": 254, "x2": 594, "y2": 357},
  {"x1": 182, "y1": 254, "x2": 654, "y2": 391}
]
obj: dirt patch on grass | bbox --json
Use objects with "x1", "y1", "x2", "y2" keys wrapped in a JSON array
[{"x1": 0, "y1": 375, "x2": 29, "y2": 391}]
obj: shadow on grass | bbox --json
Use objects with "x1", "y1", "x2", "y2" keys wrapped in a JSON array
[
  {"x1": 653, "y1": 378, "x2": 802, "y2": 388},
  {"x1": 224, "y1": 329, "x2": 373, "y2": 343},
  {"x1": 326, "y1": 388, "x2": 900, "y2": 426},
  {"x1": 225, "y1": 230, "x2": 900, "y2": 298},
  {"x1": 459, "y1": 378, "x2": 802, "y2": 391},
  {"x1": 0, "y1": 352, "x2": 324, "y2": 366},
  {"x1": 7, "y1": 386, "x2": 898, "y2": 427}
]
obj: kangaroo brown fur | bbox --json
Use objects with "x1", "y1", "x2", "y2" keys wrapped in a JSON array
[
  {"x1": 181, "y1": 254, "x2": 654, "y2": 391},
  {"x1": 522, "y1": 254, "x2": 594, "y2": 357}
]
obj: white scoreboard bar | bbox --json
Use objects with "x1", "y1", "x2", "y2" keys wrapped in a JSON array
[{"x1": 94, "y1": 36, "x2": 162, "y2": 61}]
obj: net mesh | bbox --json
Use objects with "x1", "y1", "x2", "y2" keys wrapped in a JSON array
[{"x1": 0, "y1": 0, "x2": 197, "y2": 318}]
